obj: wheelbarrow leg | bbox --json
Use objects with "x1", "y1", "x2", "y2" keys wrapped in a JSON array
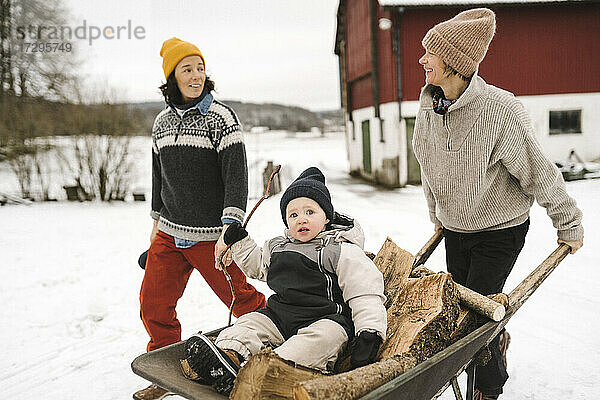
[
  {"x1": 451, "y1": 376, "x2": 464, "y2": 400},
  {"x1": 465, "y1": 363, "x2": 476, "y2": 400}
]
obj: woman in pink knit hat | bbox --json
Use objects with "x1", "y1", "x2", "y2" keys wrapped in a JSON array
[{"x1": 413, "y1": 8, "x2": 583, "y2": 400}]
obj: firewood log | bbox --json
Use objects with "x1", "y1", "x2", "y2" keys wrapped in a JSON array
[
  {"x1": 372, "y1": 237, "x2": 414, "y2": 308},
  {"x1": 293, "y1": 354, "x2": 417, "y2": 400},
  {"x1": 411, "y1": 265, "x2": 506, "y2": 321},
  {"x1": 379, "y1": 273, "x2": 460, "y2": 360},
  {"x1": 230, "y1": 349, "x2": 323, "y2": 400}
]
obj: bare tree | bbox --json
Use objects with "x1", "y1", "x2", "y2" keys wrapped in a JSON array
[
  {"x1": 7, "y1": 141, "x2": 35, "y2": 198},
  {"x1": 1, "y1": 0, "x2": 141, "y2": 202},
  {"x1": 32, "y1": 137, "x2": 54, "y2": 200},
  {"x1": 58, "y1": 134, "x2": 135, "y2": 201},
  {"x1": 56, "y1": 100, "x2": 140, "y2": 201},
  {"x1": 0, "y1": 0, "x2": 15, "y2": 96},
  {"x1": 3, "y1": 0, "x2": 78, "y2": 99}
]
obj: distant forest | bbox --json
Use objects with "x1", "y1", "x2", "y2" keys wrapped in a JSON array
[{"x1": 129, "y1": 100, "x2": 344, "y2": 134}]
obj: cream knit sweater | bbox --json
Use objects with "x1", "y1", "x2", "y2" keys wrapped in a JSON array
[{"x1": 413, "y1": 75, "x2": 583, "y2": 241}]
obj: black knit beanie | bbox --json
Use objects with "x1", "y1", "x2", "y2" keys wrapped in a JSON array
[{"x1": 280, "y1": 167, "x2": 334, "y2": 227}]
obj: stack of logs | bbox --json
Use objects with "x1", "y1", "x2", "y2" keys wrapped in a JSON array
[{"x1": 229, "y1": 237, "x2": 507, "y2": 400}]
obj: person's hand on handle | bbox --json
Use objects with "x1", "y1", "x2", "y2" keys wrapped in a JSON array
[
  {"x1": 215, "y1": 224, "x2": 233, "y2": 270},
  {"x1": 215, "y1": 222, "x2": 250, "y2": 270},
  {"x1": 150, "y1": 219, "x2": 159, "y2": 243},
  {"x1": 558, "y1": 237, "x2": 583, "y2": 254}
]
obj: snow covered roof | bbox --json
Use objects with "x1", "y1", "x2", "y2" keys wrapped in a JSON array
[{"x1": 379, "y1": 0, "x2": 586, "y2": 6}]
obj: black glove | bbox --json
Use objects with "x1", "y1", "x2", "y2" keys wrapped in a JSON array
[
  {"x1": 138, "y1": 250, "x2": 148, "y2": 270},
  {"x1": 223, "y1": 221, "x2": 248, "y2": 245},
  {"x1": 350, "y1": 331, "x2": 382, "y2": 369}
]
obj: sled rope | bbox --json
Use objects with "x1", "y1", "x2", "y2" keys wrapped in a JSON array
[{"x1": 219, "y1": 165, "x2": 282, "y2": 326}]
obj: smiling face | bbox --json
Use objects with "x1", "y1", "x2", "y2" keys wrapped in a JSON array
[
  {"x1": 174, "y1": 55, "x2": 205, "y2": 103},
  {"x1": 418, "y1": 49, "x2": 448, "y2": 86},
  {"x1": 286, "y1": 197, "x2": 330, "y2": 242}
]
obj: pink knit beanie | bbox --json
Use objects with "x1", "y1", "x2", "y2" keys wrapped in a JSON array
[{"x1": 422, "y1": 8, "x2": 496, "y2": 77}]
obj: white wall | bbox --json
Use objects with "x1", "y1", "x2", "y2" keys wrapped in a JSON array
[
  {"x1": 518, "y1": 92, "x2": 600, "y2": 162},
  {"x1": 347, "y1": 103, "x2": 406, "y2": 186}
]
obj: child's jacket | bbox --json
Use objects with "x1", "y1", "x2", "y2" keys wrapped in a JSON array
[{"x1": 230, "y1": 218, "x2": 387, "y2": 341}]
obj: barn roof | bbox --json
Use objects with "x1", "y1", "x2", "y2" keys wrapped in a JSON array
[{"x1": 379, "y1": 0, "x2": 592, "y2": 6}]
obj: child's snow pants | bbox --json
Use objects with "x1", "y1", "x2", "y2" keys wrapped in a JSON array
[
  {"x1": 215, "y1": 311, "x2": 348, "y2": 371},
  {"x1": 140, "y1": 230, "x2": 266, "y2": 352}
]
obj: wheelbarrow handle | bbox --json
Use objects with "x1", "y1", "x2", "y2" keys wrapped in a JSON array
[
  {"x1": 507, "y1": 243, "x2": 571, "y2": 310},
  {"x1": 413, "y1": 229, "x2": 444, "y2": 268}
]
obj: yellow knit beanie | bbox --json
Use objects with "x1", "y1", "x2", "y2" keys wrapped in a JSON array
[
  {"x1": 160, "y1": 37, "x2": 205, "y2": 80},
  {"x1": 422, "y1": 8, "x2": 496, "y2": 77}
]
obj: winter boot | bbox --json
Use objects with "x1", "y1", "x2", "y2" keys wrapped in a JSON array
[
  {"x1": 499, "y1": 330, "x2": 511, "y2": 369},
  {"x1": 132, "y1": 383, "x2": 171, "y2": 400},
  {"x1": 180, "y1": 334, "x2": 240, "y2": 395}
]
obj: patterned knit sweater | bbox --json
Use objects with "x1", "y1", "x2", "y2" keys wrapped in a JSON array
[
  {"x1": 413, "y1": 75, "x2": 583, "y2": 241},
  {"x1": 151, "y1": 95, "x2": 247, "y2": 241}
]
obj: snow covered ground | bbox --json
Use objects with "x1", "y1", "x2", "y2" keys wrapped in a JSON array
[{"x1": 1, "y1": 131, "x2": 598, "y2": 399}]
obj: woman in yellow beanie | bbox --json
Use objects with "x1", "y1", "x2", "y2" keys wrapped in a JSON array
[
  {"x1": 134, "y1": 37, "x2": 266, "y2": 400},
  {"x1": 412, "y1": 8, "x2": 583, "y2": 400}
]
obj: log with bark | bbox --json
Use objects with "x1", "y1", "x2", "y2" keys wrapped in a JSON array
[
  {"x1": 293, "y1": 354, "x2": 418, "y2": 400},
  {"x1": 372, "y1": 237, "x2": 414, "y2": 308},
  {"x1": 377, "y1": 236, "x2": 506, "y2": 322},
  {"x1": 412, "y1": 265, "x2": 506, "y2": 322},
  {"x1": 411, "y1": 232, "x2": 507, "y2": 322},
  {"x1": 230, "y1": 349, "x2": 323, "y2": 400},
  {"x1": 379, "y1": 273, "x2": 460, "y2": 360}
]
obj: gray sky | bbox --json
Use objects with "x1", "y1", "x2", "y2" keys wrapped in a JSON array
[{"x1": 61, "y1": 0, "x2": 341, "y2": 110}]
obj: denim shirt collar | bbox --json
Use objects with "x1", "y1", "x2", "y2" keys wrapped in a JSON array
[
  {"x1": 167, "y1": 92, "x2": 214, "y2": 118},
  {"x1": 195, "y1": 92, "x2": 213, "y2": 115}
]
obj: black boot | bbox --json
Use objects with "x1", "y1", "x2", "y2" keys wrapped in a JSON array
[{"x1": 181, "y1": 334, "x2": 240, "y2": 395}]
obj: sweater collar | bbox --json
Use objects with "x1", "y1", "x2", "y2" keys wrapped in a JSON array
[
  {"x1": 419, "y1": 75, "x2": 488, "y2": 149},
  {"x1": 419, "y1": 74, "x2": 487, "y2": 113}
]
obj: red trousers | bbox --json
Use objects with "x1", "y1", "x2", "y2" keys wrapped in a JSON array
[{"x1": 140, "y1": 230, "x2": 266, "y2": 351}]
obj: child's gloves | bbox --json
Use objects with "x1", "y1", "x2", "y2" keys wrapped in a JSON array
[
  {"x1": 223, "y1": 221, "x2": 249, "y2": 246},
  {"x1": 350, "y1": 330, "x2": 382, "y2": 369}
]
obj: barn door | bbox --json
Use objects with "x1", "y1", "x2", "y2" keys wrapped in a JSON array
[
  {"x1": 361, "y1": 120, "x2": 371, "y2": 174},
  {"x1": 405, "y1": 118, "x2": 421, "y2": 184}
]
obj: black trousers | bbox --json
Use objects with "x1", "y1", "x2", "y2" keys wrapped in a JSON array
[{"x1": 443, "y1": 219, "x2": 529, "y2": 396}]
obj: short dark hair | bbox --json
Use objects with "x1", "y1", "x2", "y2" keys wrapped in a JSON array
[
  {"x1": 444, "y1": 63, "x2": 470, "y2": 82},
  {"x1": 159, "y1": 71, "x2": 215, "y2": 105}
]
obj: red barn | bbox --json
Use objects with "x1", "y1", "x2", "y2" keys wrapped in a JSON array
[{"x1": 334, "y1": 0, "x2": 600, "y2": 186}]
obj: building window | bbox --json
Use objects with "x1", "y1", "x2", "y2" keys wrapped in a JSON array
[{"x1": 549, "y1": 110, "x2": 582, "y2": 135}]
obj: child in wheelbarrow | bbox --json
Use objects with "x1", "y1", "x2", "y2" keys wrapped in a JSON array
[{"x1": 180, "y1": 167, "x2": 387, "y2": 395}]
